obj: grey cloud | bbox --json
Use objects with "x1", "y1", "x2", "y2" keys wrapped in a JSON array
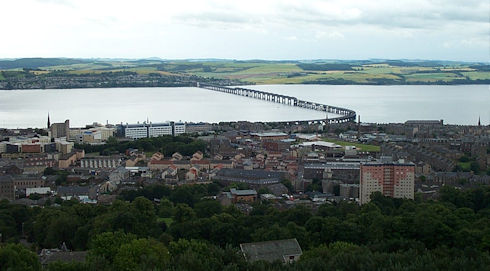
[{"x1": 172, "y1": 0, "x2": 489, "y2": 31}]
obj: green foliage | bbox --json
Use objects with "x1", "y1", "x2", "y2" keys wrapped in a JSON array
[
  {"x1": 75, "y1": 135, "x2": 206, "y2": 157},
  {"x1": 459, "y1": 155, "x2": 470, "y2": 162},
  {"x1": 1, "y1": 186, "x2": 490, "y2": 270},
  {"x1": 0, "y1": 243, "x2": 41, "y2": 271},
  {"x1": 470, "y1": 161, "x2": 481, "y2": 174},
  {"x1": 88, "y1": 231, "x2": 136, "y2": 267},
  {"x1": 113, "y1": 238, "x2": 170, "y2": 271}
]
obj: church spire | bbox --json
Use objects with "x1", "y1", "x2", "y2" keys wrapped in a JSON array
[
  {"x1": 478, "y1": 116, "x2": 481, "y2": 127},
  {"x1": 47, "y1": 113, "x2": 51, "y2": 129}
]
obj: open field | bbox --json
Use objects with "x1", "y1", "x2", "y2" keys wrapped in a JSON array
[
  {"x1": 157, "y1": 61, "x2": 490, "y2": 84},
  {"x1": 462, "y1": 71, "x2": 490, "y2": 80},
  {"x1": 322, "y1": 138, "x2": 381, "y2": 152}
]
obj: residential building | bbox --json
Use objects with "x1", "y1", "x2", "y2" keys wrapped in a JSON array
[
  {"x1": 185, "y1": 122, "x2": 214, "y2": 133},
  {"x1": 0, "y1": 175, "x2": 15, "y2": 200},
  {"x1": 80, "y1": 156, "x2": 121, "y2": 169},
  {"x1": 339, "y1": 183, "x2": 359, "y2": 199},
  {"x1": 59, "y1": 151, "x2": 85, "y2": 169},
  {"x1": 359, "y1": 159, "x2": 415, "y2": 204},
  {"x1": 213, "y1": 168, "x2": 285, "y2": 186},
  {"x1": 12, "y1": 175, "x2": 44, "y2": 190}
]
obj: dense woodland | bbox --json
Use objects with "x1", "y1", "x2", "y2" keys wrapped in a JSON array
[{"x1": 1, "y1": 185, "x2": 489, "y2": 270}]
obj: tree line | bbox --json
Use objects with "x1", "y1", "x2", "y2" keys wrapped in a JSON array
[
  {"x1": 75, "y1": 135, "x2": 207, "y2": 157},
  {"x1": 1, "y1": 185, "x2": 489, "y2": 270}
]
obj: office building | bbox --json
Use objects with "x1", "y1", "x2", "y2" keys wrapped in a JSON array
[
  {"x1": 149, "y1": 123, "x2": 173, "y2": 137},
  {"x1": 124, "y1": 124, "x2": 148, "y2": 139},
  {"x1": 118, "y1": 121, "x2": 186, "y2": 139}
]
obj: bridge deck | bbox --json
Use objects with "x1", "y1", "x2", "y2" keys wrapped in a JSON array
[{"x1": 197, "y1": 83, "x2": 356, "y2": 124}]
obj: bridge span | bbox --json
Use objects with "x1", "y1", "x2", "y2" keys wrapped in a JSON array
[{"x1": 197, "y1": 82, "x2": 356, "y2": 124}]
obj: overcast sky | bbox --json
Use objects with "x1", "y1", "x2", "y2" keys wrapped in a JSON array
[{"x1": 1, "y1": 0, "x2": 489, "y2": 61}]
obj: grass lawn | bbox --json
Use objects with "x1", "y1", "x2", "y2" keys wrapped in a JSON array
[
  {"x1": 0, "y1": 72, "x2": 4, "y2": 80},
  {"x1": 458, "y1": 161, "x2": 471, "y2": 171},
  {"x1": 323, "y1": 138, "x2": 380, "y2": 152}
]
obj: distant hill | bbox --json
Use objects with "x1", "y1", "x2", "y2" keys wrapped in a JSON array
[{"x1": 0, "y1": 58, "x2": 87, "y2": 69}]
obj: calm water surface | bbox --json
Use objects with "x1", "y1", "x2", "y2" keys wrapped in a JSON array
[{"x1": 0, "y1": 84, "x2": 488, "y2": 128}]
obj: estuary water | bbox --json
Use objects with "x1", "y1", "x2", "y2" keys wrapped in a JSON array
[{"x1": 0, "y1": 84, "x2": 488, "y2": 128}]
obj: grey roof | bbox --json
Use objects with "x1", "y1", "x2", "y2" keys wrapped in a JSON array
[
  {"x1": 304, "y1": 162, "x2": 360, "y2": 170},
  {"x1": 267, "y1": 183, "x2": 289, "y2": 196},
  {"x1": 40, "y1": 251, "x2": 87, "y2": 265},
  {"x1": 240, "y1": 239, "x2": 302, "y2": 263},
  {"x1": 57, "y1": 186, "x2": 90, "y2": 196},
  {"x1": 214, "y1": 169, "x2": 285, "y2": 185},
  {"x1": 217, "y1": 168, "x2": 284, "y2": 179}
]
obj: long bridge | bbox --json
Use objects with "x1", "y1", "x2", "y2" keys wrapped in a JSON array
[{"x1": 197, "y1": 82, "x2": 356, "y2": 124}]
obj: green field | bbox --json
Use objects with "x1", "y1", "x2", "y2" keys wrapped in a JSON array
[
  {"x1": 462, "y1": 71, "x2": 490, "y2": 80},
  {"x1": 404, "y1": 72, "x2": 463, "y2": 82},
  {"x1": 1, "y1": 58, "x2": 489, "y2": 85},
  {"x1": 323, "y1": 138, "x2": 380, "y2": 152}
]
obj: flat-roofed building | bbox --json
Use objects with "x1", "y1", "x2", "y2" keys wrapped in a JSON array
[
  {"x1": 149, "y1": 123, "x2": 172, "y2": 137},
  {"x1": 119, "y1": 121, "x2": 186, "y2": 139},
  {"x1": 173, "y1": 122, "x2": 186, "y2": 135},
  {"x1": 251, "y1": 132, "x2": 289, "y2": 141},
  {"x1": 124, "y1": 124, "x2": 148, "y2": 139}
]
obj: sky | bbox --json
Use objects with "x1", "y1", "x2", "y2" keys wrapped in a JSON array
[{"x1": 1, "y1": 0, "x2": 489, "y2": 61}]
